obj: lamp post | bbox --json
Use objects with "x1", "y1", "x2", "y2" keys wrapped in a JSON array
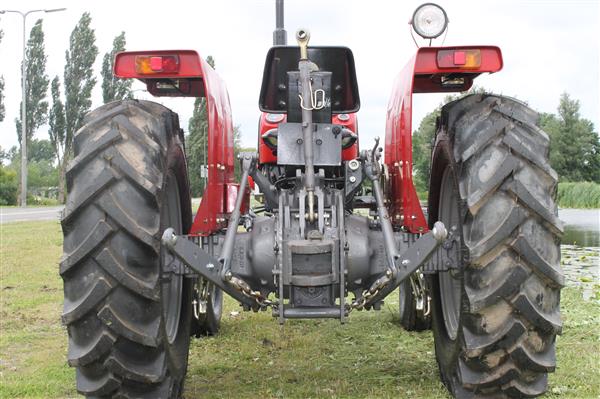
[{"x1": 0, "y1": 8, "x2": 66, "y2": 207}]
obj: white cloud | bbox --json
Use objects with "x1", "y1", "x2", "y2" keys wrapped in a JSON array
[{"x1": 0, "y1": 0, "x2": 598, "y2": 152}]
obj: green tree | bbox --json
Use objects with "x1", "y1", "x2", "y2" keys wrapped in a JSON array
[
  {"x1": 0, "y1": 75, "x2": 4, "y2": 122},
  {"x1": 28, "y1": 139, "x2": 55, "y2": 163},
  {"x1": 412, "y1": 87, "x2": 487, "y2": 195},
  {"x1": 541, "y1": 93, "x2": 600, "y2": 183},
  {"x1": 101, "y1": 32, "x2": 132, "y2": 103},
  {"x1": 0, "y1": 29, "x2": 5, "y2": 122},
  {"x1": 64, "y1": 12, "x2": 98, "y2": 158},
  {"x1": 5, "y1": 146, "x2": 18, "y2": 165},
  {"x1": 2, "y1": 153, "x2": 57, "y2": 202},
  {"x1": 48, "y1": 76, "x2": 68, "y2": 202},
  {"x1": 0, "y1": 166, "x2": 18, "y2": 205},
  {"x1": 0, "y1": 74, "x2": 5, "y2": 122},
  {"x1": 412, "y1": 109, "x2": 439, "y2": 195},
  {"x1": 0, "y1": 146, "x2": 9, "y2": 167},
  {"x1": 4, "y1": 141, "x2": 54, "y2": 165},
  {"x1": 15, "y1": 19, "x2": 49, "y2": 146},
  {"x1": 27, "y1": 159, "x2": 59, "y2": 189},
  {"x1": 187, "y1": 56, "x2": 215, "y2": 197}
]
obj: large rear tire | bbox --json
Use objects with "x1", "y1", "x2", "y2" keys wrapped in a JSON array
[
  {"x1": 191, "y1": 278, "x2": 223, "y2": 336},
  {"x1": 61, "y1": 100, "x2": 193, "y2": 398},
  {"x1": 428, "y1": 94, "x2": 563, "y2": 398}
]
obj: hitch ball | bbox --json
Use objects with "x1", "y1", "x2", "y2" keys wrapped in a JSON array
[
  {"x1": 432, "y1": 221, "x2": 448, "y2": 243},
  {"x1": 296, "y1": 28, "x2": 310, "y2": 42},
  {"x1": 296, "y1": 28, "x2": 311, "y2": 59},
  {"x1": 161, "y1": 227, "x2": 178, "y2": 249}
]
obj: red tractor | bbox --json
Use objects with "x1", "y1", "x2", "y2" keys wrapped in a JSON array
[{"x1": 60, "y1": 2, "x2": 563, "y2": 397}]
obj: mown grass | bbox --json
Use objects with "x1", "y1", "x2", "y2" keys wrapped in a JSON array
[
  {"x1": 557, "y1": 182, "x2": 600, "y2": 209},
  {"x1": 1, "y1": 221, "x2": 599, "y2": 398}
]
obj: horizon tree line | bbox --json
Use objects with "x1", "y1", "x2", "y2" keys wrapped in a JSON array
[
  {"x1": 0, "y1": 13, "x2": 242, "y2": 205},
  {"x1": 0, "y1": 13, "x2": 131, "y2": 203},
  {"x1": 411, "y1": 90, "x2": 600, "y2": 196}
]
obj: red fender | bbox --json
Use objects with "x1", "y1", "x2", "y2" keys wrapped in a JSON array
[
  {"x1": 385, "y1": 46, "x2": 502, "y2": 233},
  {"x1": 113, "y1": 50, "x2": 241, "y2": 236},
  {"x1": 188, "y1": 56, "x2": 238, "y2": 236}
]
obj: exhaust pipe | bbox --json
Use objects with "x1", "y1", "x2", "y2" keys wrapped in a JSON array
[{"x1": 273, "y1": 0, "x2": 287, "y2": 45}]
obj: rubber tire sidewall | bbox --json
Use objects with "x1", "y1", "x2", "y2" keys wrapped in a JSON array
[
  {"x1": 428, "y1": 137, "x2": 467, "y2": 390},
  {"x1": 161, "y1": 138, "x2": 194, "y2": 393}
]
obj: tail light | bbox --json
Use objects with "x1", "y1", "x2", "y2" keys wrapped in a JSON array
[
  {"x1": 135, "y1": 55, "x2": 180, "y2": 75},
  {"x1": 114, "y1": 50, "x2": 203, "y2": 79},
  {"x1": 437, "y1": 49, "x2": 481, "y2": 69}
]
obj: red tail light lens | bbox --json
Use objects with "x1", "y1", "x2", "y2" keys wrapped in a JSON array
[
  {"x1": 437, "y1": 49, "x2": 481, "y2": 69},
  {"x1": 135, "y1": 55, "x2": 180, "y2": 74}
]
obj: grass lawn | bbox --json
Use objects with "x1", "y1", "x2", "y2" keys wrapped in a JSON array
[{"x1": 1, "y1": 221, "x2": 599, "y2": 398}]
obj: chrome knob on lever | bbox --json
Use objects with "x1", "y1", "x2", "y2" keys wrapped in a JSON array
[{"x1": 296, "y1": 28, "x2": 310, "y2": 59}]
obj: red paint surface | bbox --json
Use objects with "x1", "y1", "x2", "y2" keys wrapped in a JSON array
[
  {"x1": 188, "y1": 56, "x2": 237, "y2": 236},
  {"x1": 258, "y1": 112, "x2": 359, "y2": 165}
]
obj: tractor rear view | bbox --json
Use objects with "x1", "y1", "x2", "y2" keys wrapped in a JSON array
[{"x1": 60, "y1": 2, "x2": 563, "y2": 398}]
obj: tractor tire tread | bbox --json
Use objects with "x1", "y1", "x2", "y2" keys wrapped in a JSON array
[
  {"x1": 61, "y1": 99, "x2": 190, "y2": 397},
  {"x1": 432, "y1": 94, "x2": 562, "y2": 398},
  {"x1": 67, "y1": 330, "x2": 116, "y2": 367}
]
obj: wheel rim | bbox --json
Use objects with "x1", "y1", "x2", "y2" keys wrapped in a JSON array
[
  {"x1": 161, "y1": 171, "x2": 183, "y2": 344},
  {"x1": 438, "y1": 167, "x2": 462, "y2": 341}
]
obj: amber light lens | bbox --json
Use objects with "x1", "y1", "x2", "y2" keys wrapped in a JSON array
[
  {"x1": 437, "y1": 49, "x2": 481, "y2": 69},
  {"x1": 135, "y1": 55, "x2": 180, "y2": 74}
]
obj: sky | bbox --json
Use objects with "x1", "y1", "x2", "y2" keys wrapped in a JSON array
[{"x1": 0, "y1": 0, "x2": 599, "y2": 152}]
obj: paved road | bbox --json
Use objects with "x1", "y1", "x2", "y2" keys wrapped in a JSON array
[{"x1": 0, "y1": 206, "x2": 64, "y2": 224}]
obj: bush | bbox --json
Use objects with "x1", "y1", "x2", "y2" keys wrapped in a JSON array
[
  {"x1": 26, "y1": 195, "x2": 60, "y2": 206},
  {"x1": 0, "y1": 166, "x2": 18, "y2": 205},
  {"x1": 557, "y1": 182, "x2": 600, "y2": 208}
]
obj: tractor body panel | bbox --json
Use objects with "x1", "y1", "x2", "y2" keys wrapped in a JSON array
[
  {"x1": 257, "y1": 46, "x2": 360, "y2": 167},
  {"x1": 258, "y1": 112, "x2": 358, "y2": 164},
  {"x1": 189, "y1": 60, "x2": 236, "y2": 236}
]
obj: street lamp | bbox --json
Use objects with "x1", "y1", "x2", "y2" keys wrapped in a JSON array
[{"x1": 0, "y1": 8, "x2": 66, "y2": 207}]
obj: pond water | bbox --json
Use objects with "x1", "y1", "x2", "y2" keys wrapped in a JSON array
[
  {"x1": 558, "y1": 209, "x2": 599, "y2": 300},
  {"x1": 559, "y1": 208, "x2": 600, "y2": 247}
]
